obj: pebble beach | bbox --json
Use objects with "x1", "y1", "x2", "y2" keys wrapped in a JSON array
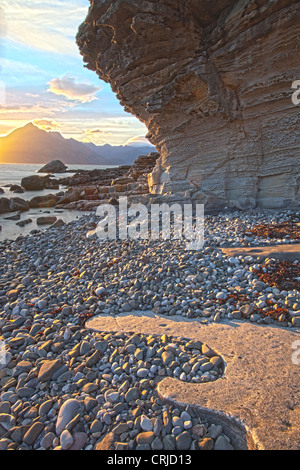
[{"x1": 0, "y1": 208, "x2": 299, "y2": 450}]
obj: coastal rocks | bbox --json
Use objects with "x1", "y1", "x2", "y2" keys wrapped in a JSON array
[
  {"x1": 21, "y1": 175, "x2": 59, "y2": 191},
  {"x1": 0, "y1": 314, "x2": 226, "y2": 450},
  {"x1": 4, "y1": 213, "x2": 20, "y2": 221},
  {"x1": 0, "y1": 208, "x2": 299, "y2": 450},
  {"x1": 29, "y1": 194, "x2": 59, "y2": 209},
  {"x1": 0, "y1": 198, "x2": 11, "y2": 214},
  {"x1": 37, "y1": 359, "x2": 63, "y2": 382},
  {"x1": 16, "y1": 219, "x2": 32, "y2": 227},
  {"x1": 38, "y1": 160, "x2": 68, "y2": 174},
  {"x1": 36, "y1": 216, "x2": 57, "y2": 225},
  {"x1": 77, "y1": 0, "x2": 300, "y2": 210},
  {"x1": 57, "y1": 189, "x2": 81, "y2": 205},
  {"x1": 1, "y1": 154, "x2": 159, "y2": 234},
  {"x1": 9, "y1": 198, "x2": 29, "y2": 213},
  {"x1": 0, "y1": 197, "x2": 29, "y2": 214},
  {"x1": 56, "y1": 399, "x2": 81, "y2": 435},
  {"x1": 9, "y1": 185, "x2": 24, "y2": 194},
  {"x1": 57, "y1": 155, "x2": 158, "y2": 207},
  {"x1": 21, "y1": 175, "x2": 48, "y2": 191}
]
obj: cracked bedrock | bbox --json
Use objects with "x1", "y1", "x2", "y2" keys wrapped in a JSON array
[{"x1": 77, "y1": 0, "x2": 300, "y2": 211}]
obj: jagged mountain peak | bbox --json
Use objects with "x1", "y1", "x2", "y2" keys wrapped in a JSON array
[{"x1": 0, "y1": 124, "x2": 155, "y2": 166}]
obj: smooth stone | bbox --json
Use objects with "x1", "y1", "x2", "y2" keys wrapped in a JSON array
[
  {"x1": 292, "y1": 317, "x2": 300, "y2": 327},
  {"x1": 151, "y1": 436, "x2": 164, "y2": 450},
  {"x1": 136, "y1": 431, "x2": 155, "y2": 445},
  {"x1": 209, "y1": 424, "x2": 223, "y2": 439},
  {"x1": 85, "y1": 350, "x2": 101, "y2": 367},
  {"x1": 69, "y1": 432, "x2": 87, "y2": 450},
  {"x1": 60, "y1": 430, "x2": 74, "y2": 450},
  {"x1": 161, "y1": 351, "x2": 174, "y2": 366},
  {"x1": 112, "y1": 422, "x2": 129, "y2": 435},
  {"x1": 198, "y1": 437, "x2": 214, "y2": 450},
  {"x1": 17, "y1": 387, "x2": 35, "y2": 399},
  {"x1": 10, "y1": 425, "x2": 30, "y2": 443},
  {"x1": 162, "y1": 434, "x2": 176, "y2": 450},
  {"x1": 140, "y1": 415, "x2": 153, "y2": 432},
  {"x1": 22, "y1": 421, "x2": 44, "y2": 446},
  {"x1": 90, "y1": 420, "x2": 103, "y2": 434},
  {"x1": 125, "y1": 388, "x2": 140, "y2": 403},
  {"x1": 176, "y1": 431, "x2": 192, "y2": 450},
  {"x1": 41, "y1": 432, "x2": 56, "y2": 450},
  {"x1": 0, "y1": 413, "x2": 16, "y2": 431},
  {"x1": 95, "y1": 432, "x2": 116, "y2": 450},
  {"x1": 136, "y1": 368, "x2": 149, "y2": 378},
  {"x1": 104, "y1": 390, "x2": 119, "y2": 404},
  {"x1": 192, "y1": 424, "x2": 206, "y2": 438},
  {"x1": 200, "y1": 362, "x2": 214, "y2": 372},
  {"x1": 38, "y1": 359, "x2": 63, "y2": 382},
  {"x1": 36, "y1": 216, "x2": 57, "y2": 226},
  {"x1": 56, "y1": 399, "x2": 81, "y2": 435},
  {"x1": 201, "y1": 344, "x2": 216, "y2": 358},
  {"x1": 214, "y1": 435, "x2": 234, "y2": 450}
]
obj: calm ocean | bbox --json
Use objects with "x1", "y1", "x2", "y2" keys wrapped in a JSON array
[
  {"x1": 0, "y1": 163, "x2": 115, "y2": 241},
  {"x1": 0, "y1": 163, "x2": 116, "y2": 195}
]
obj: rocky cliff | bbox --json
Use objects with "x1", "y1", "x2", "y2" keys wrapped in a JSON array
[{"x1": 77, "y1": 0, "x2": 300, "y2": 210}]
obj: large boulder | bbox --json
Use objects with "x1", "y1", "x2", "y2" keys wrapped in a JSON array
[
  {"x1": 36, "y1": 216, "x2": 57, "y2": 225},
  {"x1": 58, "y1": 189, "x2": 80, "y2": 204},
  {"x1": 9, "y1": 198, "x2": 30, "y2": 212},
  {"x1": 77, "y1": 0, "x2": 300, "y2": 210},
  {"x1": 9, "y1": 185, "x2": 24, "y2": 194},
  {"x1": 38, "y1": 160, "x2": 68, "y2": 174},
  {"x1": 21, "y1": 175, "x2": 48, "y2": 191},
  {"x1": 29, "y1": 194, "x2": 59, "y2": 208},
  {"x1": 0, "y1": 197, "x2": 10, "y2": 214}
]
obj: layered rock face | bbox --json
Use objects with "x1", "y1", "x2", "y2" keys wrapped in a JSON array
[{"x1": 77, "y1": 0, "x2": 300, "y2": 210}]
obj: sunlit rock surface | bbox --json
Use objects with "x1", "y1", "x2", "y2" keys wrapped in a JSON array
[{"x1": 77, "y1": 0, "x2": 300, "y2": 210}]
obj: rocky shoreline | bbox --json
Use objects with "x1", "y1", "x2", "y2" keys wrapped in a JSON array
[
  {"x1": 0, "y1": 207, "x2": 299, "y2": 450},
  {"x1": 0, "y1": 154, "x2": 159, "y2": 220}
]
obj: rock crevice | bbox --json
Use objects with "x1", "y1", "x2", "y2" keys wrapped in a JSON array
[{"x1": 77, "y1": 0, "x2": 300, "y2": 210}]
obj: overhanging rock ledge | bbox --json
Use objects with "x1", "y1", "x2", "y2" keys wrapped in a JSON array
[{"x1": 77, "y1": 0, "x2": 300, "y2": 211}]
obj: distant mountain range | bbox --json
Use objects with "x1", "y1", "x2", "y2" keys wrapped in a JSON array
[{"x1": 0, "y1": 123, "x2": 155, "y2": 166}]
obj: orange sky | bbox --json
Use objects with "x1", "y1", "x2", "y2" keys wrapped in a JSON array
[{"x1": 0, "y1": 1, "x2": 149, "y2": 146}]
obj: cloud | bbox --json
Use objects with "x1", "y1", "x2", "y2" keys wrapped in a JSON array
[
  {"x1": 0, "y1": 6, "x2": 7, "y2": 38},
  {"x1": 125, "y1": 135, "x2": 154, "y2": 147},
  {"x1": 0, "y1": 59, "x2": 47, "y2": 82},
  {"x1": 0, "y1": 94, "x2": 76, "y2": 116},
  {"x1": 48, "y1": 75, "x2": 101, "y2": 103},
  {"x1": 84, "y1": 128, "x2": 110, "y2": 135},
  {"x1": 32, "y1": 118, "x2": 60, "y2": 131},
  {"x1": 81, "y1": 128, "x2": 112, "y2": 144},
  {"x1": 0, "y1": 103, "x2": 55, "y2": 115},
  {"x1": 1, "y1": 0, "x2": 88, "y2": 56}
]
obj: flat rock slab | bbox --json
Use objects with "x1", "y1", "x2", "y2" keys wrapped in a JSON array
[
  {"x1": 86, "y1": 312, "x2": 300, "y2": 450},
  {"x1": 221, "y1": 244, "x2": 300, "y2": 262}
]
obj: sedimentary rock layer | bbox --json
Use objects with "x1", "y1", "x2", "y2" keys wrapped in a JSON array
[{"x1": 77, "y1": 0, "x2": 300, "y2": 210}]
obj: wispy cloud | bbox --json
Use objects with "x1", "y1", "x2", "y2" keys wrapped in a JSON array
[
  {"x1": 32, "y1": 118, "x2": 60, "y2": 131},
  {"x1": 48, "y1": 74, "x2": 102, "y2": 103},
  {"x1": 85, "y1": 128, "x2": 107, "y2": 135},
  {"x1": 0, "y1": 6, "x2": 7, "y2": 38},
  {"x1": 0, "y1": 103, "x2": 56, "y2": 115},
  {"x1": 125, "y1": 135, "x2": 153, "y2": 147},
  {"x1": 81, "y1": 127, "x2": 112, "y2": 144},
  {"x1": 0, "y1": 93, "x2": 76, "y2": 118},
  {"x1": 0, "y1": 1, "x2": 150, "y2": 146},
  {"x1": 0, "y1": 58, "x2": 47, "y2": 82},
  {"x1": 1, "y1": 0, "x2": 88, "y2": 56}
]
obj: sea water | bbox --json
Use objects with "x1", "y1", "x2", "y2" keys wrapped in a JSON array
[{"x1": 0, "y1": 163, "x2": 115, "y2": 241}]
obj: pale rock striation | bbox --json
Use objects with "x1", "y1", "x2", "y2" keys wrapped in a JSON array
[{"x1": 77, "y1": 0, "x2": 300, "y2": 210}]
